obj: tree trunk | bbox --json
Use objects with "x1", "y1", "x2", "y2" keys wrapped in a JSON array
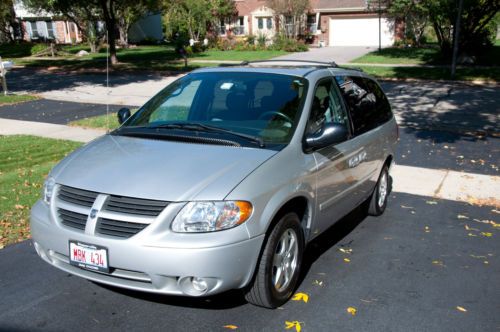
[{"x1": 100, "y1": 0, "x2": 118, "y2": 65}]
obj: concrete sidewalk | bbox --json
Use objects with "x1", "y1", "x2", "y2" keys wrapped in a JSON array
[
  {"x1": 1, "y1": 118, "x2": 498, "y2": 207},
  {"x1": 0, "y1": 118, "x2": 106, "y2": 142}
]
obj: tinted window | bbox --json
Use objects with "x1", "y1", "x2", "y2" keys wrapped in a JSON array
[
  {"x1": 306, "y1": 79, "x2": 348, "y2": 136},
  {"x1": 335, "y1": 76, "x2": 392, "y2": 136}
]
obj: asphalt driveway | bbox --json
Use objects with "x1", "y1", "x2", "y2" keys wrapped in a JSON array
[{"x1": 0, "y1": 192, "x2": 498, "y2": 331}]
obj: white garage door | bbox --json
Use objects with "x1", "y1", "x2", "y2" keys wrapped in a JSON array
[{"x1": 329, "y1": 18, "x2": 394, "y2": 47}]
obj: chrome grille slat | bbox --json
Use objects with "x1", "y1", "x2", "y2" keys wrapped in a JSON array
[
  {"x1": 58, "y1": 208, "x2": 87, "y2": 230},
  {"x1": 97, "y1": 218, "x2": 149, "y2": 238},
  {"x1": 58, "y1": 185, "x2": 98, "y2": 207},
  {"x1": 104, "y1": 196, "x2": 168, "y2": 216}
]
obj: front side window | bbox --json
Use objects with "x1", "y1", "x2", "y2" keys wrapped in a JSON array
[
  {"x1": 119, "y1": 72, "x2": 308, "y2": 149},
  {"x1": 258, "y1": 18, "x2": 263, "y2": 29},
  {"x1": 266, "y1": 17, "x2": 273, "y2": 29},
  {"x1": 306, "y1": 79, "x2": 348, "y2": 136}
]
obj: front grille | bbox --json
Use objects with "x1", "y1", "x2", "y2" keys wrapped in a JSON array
[
  {"x1": 58, "y1": 208, "x2": 88, "y2": 230},
  {"x1": 96, "y1": 218, "x2": 149, "y2": 238},
  {"x1": 58, "y1": 185, "x2": 98, "y2": 207},
  {"x1": 104, "y1": 195, "x2": 168, "y2": 216}
]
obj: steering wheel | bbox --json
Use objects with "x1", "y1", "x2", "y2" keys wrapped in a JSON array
[{"x1": 258, "y1": 111, "x2": 293, "y2": 124}]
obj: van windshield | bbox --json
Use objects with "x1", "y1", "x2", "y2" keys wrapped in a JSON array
[{"x1": 118, "y1": 72, "x2": 308, "y2": 148}]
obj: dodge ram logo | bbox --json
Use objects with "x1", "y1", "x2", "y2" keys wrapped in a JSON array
[{"x1": 90, "y1": 209, "x2": 98, "y2": 219}]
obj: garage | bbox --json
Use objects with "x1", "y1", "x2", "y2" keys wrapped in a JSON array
[{"x1": 329, "y1": 17, "x2": 394, "y2": 47}]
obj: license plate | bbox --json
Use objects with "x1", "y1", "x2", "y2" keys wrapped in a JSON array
[{"x1": 69, "y1": 241, "x2": 109, "y2": 273}]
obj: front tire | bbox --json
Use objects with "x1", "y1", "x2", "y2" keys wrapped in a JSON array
[
  {"x1": 245, "y1": 212, "x2": 304, "y2": 308},
  {"x1": 368, "y1": 165, "x2": 390, "y2": 216}
]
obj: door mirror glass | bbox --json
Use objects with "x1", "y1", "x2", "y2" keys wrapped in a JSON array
[
  {"x1": 117, "y1": 107, "x2": 131, "y2": 124},
  {"x1": 304, "y1": 123, "x2": 348, "y2": 151}
]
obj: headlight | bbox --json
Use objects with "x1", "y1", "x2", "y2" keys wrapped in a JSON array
[
  {"x1": 43, "y1": 177, "x2": 56, "y2": 204},
  {"x1": 171, "y1": 201, "x2": 252, "y2": 233}
]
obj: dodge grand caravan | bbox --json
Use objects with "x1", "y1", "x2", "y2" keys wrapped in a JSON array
[{"x1": 31, "y1": 61, "x2": 398, "y2": 308}]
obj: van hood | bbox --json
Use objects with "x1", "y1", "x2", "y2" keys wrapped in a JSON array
[{"x1": 51, "y1": 135, "x2": 277, "y2": 201}]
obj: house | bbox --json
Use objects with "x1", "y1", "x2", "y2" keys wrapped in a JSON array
[
  {"x1": 222, "y1": 0, "x2": 400, "y2": 47},
  {"x1": 14, "y1": 2, "x2": 82, "y2": 44}
]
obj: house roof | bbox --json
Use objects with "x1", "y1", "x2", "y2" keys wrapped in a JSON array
[{"x1": 312, "y1": 0, "x2": 368, "y2": 12}]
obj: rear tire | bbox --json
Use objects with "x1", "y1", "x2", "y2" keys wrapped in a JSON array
[
  {"x1": 368, "y1": 165, "x2": 390, "y2": 216},
  {"x1": 245, "y1": 212, "x2": 304, "y2": 308}
]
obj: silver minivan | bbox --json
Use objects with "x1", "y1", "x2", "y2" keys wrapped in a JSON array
[{"x1": 31, "y1": 61, "x2": 398, "y2": 308}]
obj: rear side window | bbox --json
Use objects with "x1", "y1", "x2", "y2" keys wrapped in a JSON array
[{"x1": 335, "y1": 76, "x2": 392, "y2": 136}]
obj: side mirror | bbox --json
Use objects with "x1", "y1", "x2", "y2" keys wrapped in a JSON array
[
  {"x1": 117, "y1": 107, "x2": 131, "y2": 125},
  {"x1": 304, "y1": 123, "x2": 349, "y2": 152}
]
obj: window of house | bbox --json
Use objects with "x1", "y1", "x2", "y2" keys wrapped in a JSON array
[
  {"x1": 266, "y1": 17, "x2": 273, "y2": 29},
  {"x1": 258, "y1": 17, "x2": 263, "y2": 29},
  {"x1": 238, "y1": 16, "x2": 244, "y2": 26},
  {"x1": 219, "y1": 19, "x2": 226, "y2": 35},
  {"x1": 29, "y1": 21, "x2": 39, "y2": 39},
  {"x1": 46, "y1": 21, "x2": 55, "y2": 39},
  {"x1": 307, "y1": 15, "x2": 317, "y2": 33}
]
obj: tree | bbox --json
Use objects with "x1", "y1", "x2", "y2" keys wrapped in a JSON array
[
  {"x1": 266, "y1": 0, "x2": 311, "y2": 39},
  {"x1": 162, "y1": 0, "x2": 236, "y2": 41},
  {"x1": 382, "y1": 0, "x2": 429, "y2": 46},
  {"x1": 0, "y1": 0, "x2": 21, "y2": 43},
  {"x1": 23, "y1": 0, "x2": 160, "y2": 64},
  {"x1": 383, "y1": 0, "x2": 500, "y2": 56}
]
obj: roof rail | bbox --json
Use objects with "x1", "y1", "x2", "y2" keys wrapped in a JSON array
[{"x1": 218, "y1": 59, "x2": 338, "y2": 68}]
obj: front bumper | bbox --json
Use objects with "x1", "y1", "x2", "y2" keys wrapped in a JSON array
[{"x1": 30, "y1": 200, "x2": 264, "y2": 296}]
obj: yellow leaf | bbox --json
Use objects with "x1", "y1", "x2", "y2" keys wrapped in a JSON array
[
  {"x1": 481, "y1": 232, "x2": 493, "y2": 237},
  {"x1": 347, "y1": 307, "x2": 357, "y2": 316},
  {"x1": 344, "y1": 258, "x2": 350, "y2": 262},
  {"x1": 456, "y1": 306, "x2": 467, "y2": 312},
  {"x1": 426, "y1": 201, "x2": 438, "y2": 205},
  {"x1": 292, "y1": 292, "x2": 309, "y2": 303},
  {"x1": 468, "y1": 233, "x2": 477, "y2": 237},
  {"x1": 285, "y1": 321, "x2": 302, "y2": 332},
  {"x1": 223, "y1": 325, "x2": 238, "y2": 330},
  {"x1": 339, "y1": 248, "x2": 352, "y2": 254}
]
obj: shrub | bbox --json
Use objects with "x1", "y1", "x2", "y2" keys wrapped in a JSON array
[
  {"x1": 271, "y1": 35, "x2": 308, "y2": 52},
  {"x1": 30, "y1": 43, "x2": 50, "y2": 56}
]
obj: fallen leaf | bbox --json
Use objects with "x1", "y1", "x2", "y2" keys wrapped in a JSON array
[
  {"x1": 492, "y1": 209, "x2": 500, "y2": 214},
  {"x1": 14, "y1": 204, "x2": 24, "y2": 210},
  {"x1": 223, "y1": 325, "x2": 238, "y2": 330},
  {"x1": 484, "y1": 261, "x2": 489, "y2": 264},
  {"x1": 344, "y1": 258, "x2": 350, "y2": 263},
  {"x1": 285, "y1": 321, "x2": 302, "y2": 332},
  {"x1": 457, "y1": 214, "x2": 469, "y2": 219},
  {"x1": 432, "y1": 260, "x2": 444, "y2": 267},
  {"x1": 292, "y1": 292, "x2": 309, "y2": 303},
  {"x1": 312, "y1": 280, "x2": 323, "y2": 286},
  {"x1": 339, "y1": 248, "x2": 352, "y2": 254},
  {"x1": 456, "y1": 306, "x2": 467, "y2": 312},
  {"x1": 480, "y1": 232, "x2": 493, "y2": 237},
  {"x1": 468, "y1": 233, "x2": 477, "y2": 237},
  {"x1": 401, "y1": 205, "x2": 414, "y2": 209},
  {"x1": 426, "y1": 201, "x2": 438, "y2": 205},
  {"x1": 347, "y1": 307, "x2": 357, "y2": 316},
  {"x1": 425, "y1": 226, "x2": 430, "y2": 233}
]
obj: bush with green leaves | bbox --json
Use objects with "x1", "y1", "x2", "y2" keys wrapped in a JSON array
[{"x1": 30, "y1": 43, "x2": 50, "y2": 56}]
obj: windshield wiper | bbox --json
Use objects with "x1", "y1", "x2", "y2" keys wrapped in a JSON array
[{"x1": 149, "y1": 123, "x2": 265, "y2": 148}]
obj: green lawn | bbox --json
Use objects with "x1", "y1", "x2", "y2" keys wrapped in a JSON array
[
  {"x1": 352, "y1": 47, "x2": 444, "y2": 65},
  {"x1": 0, "y1": 135, "x2": 82, "y2": 248},
  {"x1": 349, "y1": 65, "x2": 500, "y2": 82},
  {"x1": 69, "y1": 110, "x2": 137, "y2": 130},
  {"x1": 353, "y1": 45, "x2": 500, "y2": 67},
  {"x1": 6, "y1": 45, "x2": 289, "y2": 71},
  {"x1": 0, "y1": 94, "x2": 39, "y2": 106}
]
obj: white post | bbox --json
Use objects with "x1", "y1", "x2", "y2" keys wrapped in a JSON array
[{"x1": 0, "y1": 56, "x2": 8, "y2": 95}]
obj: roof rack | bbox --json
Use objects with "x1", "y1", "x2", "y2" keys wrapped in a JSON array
[{"x1": 219, "y1": 59, "x2": 338, "y2": 68}]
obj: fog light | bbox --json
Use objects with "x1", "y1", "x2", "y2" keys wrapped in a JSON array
[{"x1": 192, "y1": 277, "x2": 208, "y2": 292}]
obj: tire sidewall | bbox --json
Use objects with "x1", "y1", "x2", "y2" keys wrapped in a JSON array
[
  {"x1": 373, "y1": 166, "x2": 389, "y2": 214},
  {"x1": 264, "y1": 213, "x2": 304, "y2": 306}
]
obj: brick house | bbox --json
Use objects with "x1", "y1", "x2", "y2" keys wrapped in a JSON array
[
  {"x1": 14, "y1": 2, "x2": 82, "y2": 44},
  {"x1": 222, "y1": 0, "x2": 400, "y2": 47}
]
